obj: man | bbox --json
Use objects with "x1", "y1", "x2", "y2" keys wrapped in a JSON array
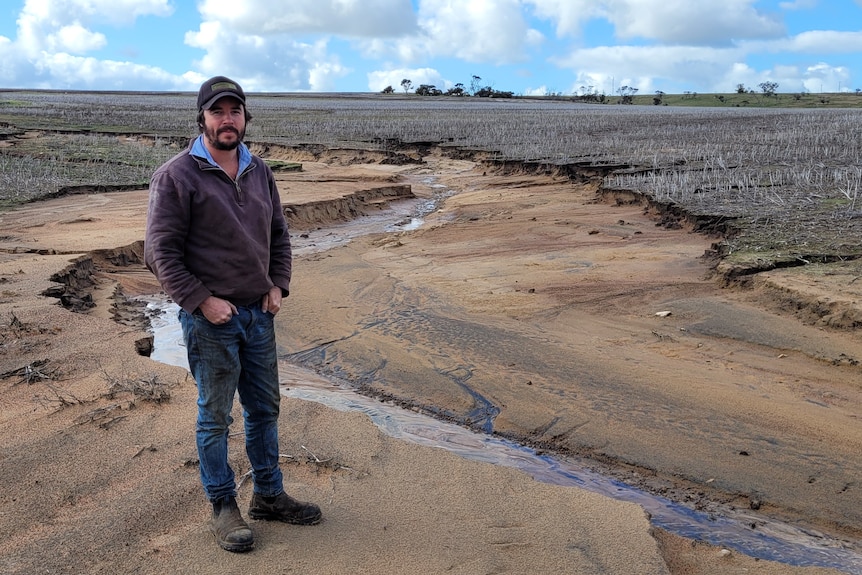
[{"x1": 145, "y1": 76, "x2": 321, "y2": 553}]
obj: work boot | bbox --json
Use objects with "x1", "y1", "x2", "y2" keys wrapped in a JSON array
[
  {"x1": 248, "y1": 491, "x2": 322, "y2": 525},
  {"x1": 210, "y1": 496, "x2": 254, "y2": 552}
]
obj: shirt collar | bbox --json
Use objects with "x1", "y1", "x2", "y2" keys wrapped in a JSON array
[{"x1": 191, "y1": 134, "x2": 252, "y2": 174}]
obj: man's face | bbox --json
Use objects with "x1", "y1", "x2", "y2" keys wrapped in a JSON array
[{"x1": 202, "y1": 97, "x2": 246, "y2": 151}]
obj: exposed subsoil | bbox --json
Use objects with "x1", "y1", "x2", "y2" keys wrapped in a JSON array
[{"x1": 0, "y1": 140, "x2": 859, "y2": 575}]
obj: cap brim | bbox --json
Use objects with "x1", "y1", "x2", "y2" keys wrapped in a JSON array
[{"x1": 201, "y1": 92, "x2": 245, "y2": 110}]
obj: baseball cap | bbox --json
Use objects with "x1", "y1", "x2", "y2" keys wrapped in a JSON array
[{"x1": 197, "y1": 76, "x2": 246, "y2": 111}]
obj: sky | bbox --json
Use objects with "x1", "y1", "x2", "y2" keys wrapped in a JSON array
[{"x1": 1, "y1": 0, "x2": 861, "y2": 96}]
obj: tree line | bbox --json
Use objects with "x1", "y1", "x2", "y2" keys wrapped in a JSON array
[
  {"x1": 385, "y1": 76, "x2": 862, "y2": 104},
  {"x1": 382, "y1": 75, "x2": 514, "y2": 98}
]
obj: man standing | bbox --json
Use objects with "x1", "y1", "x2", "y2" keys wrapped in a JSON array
[{"x1": 145, "y1": 76, "x2": 321, "y2": 552}]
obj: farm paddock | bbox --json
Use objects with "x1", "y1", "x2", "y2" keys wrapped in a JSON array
[{"x1": 0, "y1": 92, "x2": 860, "y2": 574}]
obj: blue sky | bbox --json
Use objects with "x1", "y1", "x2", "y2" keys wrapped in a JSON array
[{"x1": 0, "y1": 0, "x2": 860, "y2": 96}]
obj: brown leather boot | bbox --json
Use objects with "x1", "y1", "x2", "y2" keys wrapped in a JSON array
[
  {"x1": 210, "y1": 496, "x2": 254, "y2": 552},
  {"x1": 248, "y1": 492, "x2": 322, "y2": 525}
]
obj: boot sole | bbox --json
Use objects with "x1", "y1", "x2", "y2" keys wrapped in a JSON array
[
  {"x1": 217, "y1": 540, "x2": 254, "y2": 553},
  {"x1": 248, "y1": 509, "x2": 322, "y2": 525}
]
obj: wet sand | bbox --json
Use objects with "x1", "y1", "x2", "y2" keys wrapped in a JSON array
[{"x1": 0, "y1": 145, "x2": 858, "y2": 574}]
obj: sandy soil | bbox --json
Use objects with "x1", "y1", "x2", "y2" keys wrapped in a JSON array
[{"x1": 0, "y1": 145, "x2": 858, "y2": 574}]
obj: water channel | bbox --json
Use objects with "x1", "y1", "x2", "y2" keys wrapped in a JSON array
[{"x1": 144, "y1": 183, "x2": 862, "y2": 573}]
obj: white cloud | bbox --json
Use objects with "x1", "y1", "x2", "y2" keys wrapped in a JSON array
[
  {"x1": 786, "y1": 30, "x2": 862, "y2": 53},
  {"x1": 556, "y1": 44, "x2": 745, "y2": 93},
  {"x1": 30, "y1": 51, "x2": 178, "y2": 89},
  {"x1": 526, "y1": 0, "x2": 604, "y2": 38},
  {"x1": 523, "y1": 84, "x2": 551, "y2": 96},
  {"x1": 197, "y1": 0, "x2": 416, "y2": 37},
  {"x1": 185, "y1": 20, "x2": 349, "y2": 91},
  {"x1": 601, "y1": 0, "x2": 785, "y2": 45},
  {"x1": 368, "y1": 0, "x2": 543, "y2": 66},
  {"x1": 19, "y1": 0, "x2": 172, "y2": 37},
  {"x1": 720, "y1": 62, "x2": 851, "y2": 95},
  {"x1": 5, "y1": 0, "x2": 179, "y2": 88},
  {"x1": 48, "y1": 23, "x2": 106, "y2": 54},
  {"x1": 526, "y1": 0, "x2": 785, "y2": 46},
  {"x1": 366, "y1": 67, "x2": 446, "y2": 92},
  {"x1": 800, "y1": 62, "x2": 852, "y2": 93}
]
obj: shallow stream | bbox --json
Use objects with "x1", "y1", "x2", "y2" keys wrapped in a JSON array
[{"x1": 145, "y1": 181, "x2": 862, "y2": 573}]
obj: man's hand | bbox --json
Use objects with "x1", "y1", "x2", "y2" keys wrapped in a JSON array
[
  {"x1": 261, "y1": 285, "x2": 282, "y2": 315},
  {"x1": 199, "y1": 296, "x2": 238, "y2": 324}
]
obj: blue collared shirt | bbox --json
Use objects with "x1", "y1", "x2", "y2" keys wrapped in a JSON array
[{"x1": 190, "y1": 134, "x2": 252, "y2": 177}]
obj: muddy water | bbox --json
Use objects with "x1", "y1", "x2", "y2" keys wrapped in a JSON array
[{"x1": 144, "y1": 191, "x2": 862, "y2": 573}]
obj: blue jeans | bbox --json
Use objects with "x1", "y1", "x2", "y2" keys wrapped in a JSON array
[{"x1": 179, "y1": 303, "x2": 284, "y2": 502}]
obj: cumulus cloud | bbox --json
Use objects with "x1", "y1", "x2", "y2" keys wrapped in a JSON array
[
  {"x1": 416, "y1": 0, "x2": 542, "y2": 63},
  {"x1": 527, "y1": 0, "x2": 785, "y2": 45},
  {"x1": 526, "y1": 0, "x2": 604, "y2": 37},
  {"x1": 786, "y1": 30, "x2": 862, "y2": 53},
  {"x1": 197, "y1": 0, "x2": 416, "y2": 37},
  {"x1": 6, "y1": 0, "x2": 179, "y2": 89},
  {"x1": 48, "y1": 23, "x2": 106, "y2": 54},
  {"x1": 185, "y1": 20, "x2": 349, "y2": 91},
  {"x1": 367, "y1": 67, "x2": 446, "y2": 92},
  {"x1": 559, "y1": 44, "x2": 745, "y2": 94},
  {"x1": 362, "y1": 0, "x2": 544, "y2": 66},
  {"x1": 599, "y1": 0, "x2": 785, "y2": 45}
]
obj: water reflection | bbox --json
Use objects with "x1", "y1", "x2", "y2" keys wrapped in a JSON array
[{"x1": 145, "y1": 298, "x2": 862, "y2": 573}]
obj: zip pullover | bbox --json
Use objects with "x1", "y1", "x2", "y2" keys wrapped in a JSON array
[{"x1": 144, "y1": 136, "x2": 292, "y2": 313}]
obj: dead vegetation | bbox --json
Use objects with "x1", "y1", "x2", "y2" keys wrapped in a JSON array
[
  {"x1": 0, "y1": 358, "x2": 60, "y2": 384},
  {"x1": 101, "y1": 363, "x2": 172, "y2": 404}
]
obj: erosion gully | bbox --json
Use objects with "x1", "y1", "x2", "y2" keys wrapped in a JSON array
[{"x1": 144, "y1": 179, "x2": 862, "y2": 574}]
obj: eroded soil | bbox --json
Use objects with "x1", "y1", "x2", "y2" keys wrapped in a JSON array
[
  {"x1": 275, "y1": 148, "x2": 862, "y2": 546},
  {"x1": 0, "y1": 142, "x2": 860, "y2": 574}
]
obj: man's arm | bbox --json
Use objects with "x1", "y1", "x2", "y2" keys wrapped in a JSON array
[{"x1": 144, "y1": 169, "x2": 212, "y2": 313}]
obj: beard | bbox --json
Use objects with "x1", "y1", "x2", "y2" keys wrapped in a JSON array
[{"x1": 205, "y1": 125, "x2": 245, "y2": 151}]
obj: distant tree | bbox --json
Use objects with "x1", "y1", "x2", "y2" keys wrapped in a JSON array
[
  {"x1": 445, "y1": 83, "x2": 466, "y2": 96},
  {"x1": 736, "y1": 83, "x2": 747, "y2": 94},
  {"x1": 473, "y1": 85, "x2": 513, "y2": 98},
  {"x1": 575, "y1": 85, "x2": 604, "y2": 103},
  {"x1": 400, "y1": 78, "x2": 413, "y2": 94},
  {"x1": 470, "y1": 75, "x2": 482, "y2": 95},
  {"x1": 856, "y1": 88, "x2": 861, "y2": 96},
  {"x1": 653, "y1": 90, "x2": 664, "y2": 105},
  {"x1": 381, "y1": 85, "x2": 395, "y2": 94},
  {"x1": 759, "y1": 81, "x2": 778, "y2": 96},
  {"x1": 416, "y1": 84, "x2": 443, "y2": 96},
  {"x1": 616, "y1": 85, "x2": 638, "y2": 104}
]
